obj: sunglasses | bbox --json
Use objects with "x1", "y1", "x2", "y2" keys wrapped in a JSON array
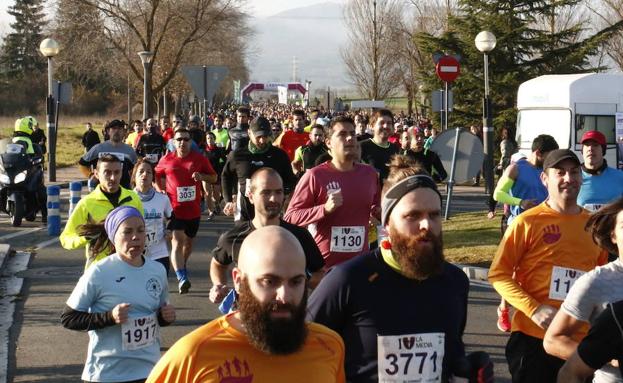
[{"x1": 175, "y1": 137, "x2": 190, "y2": 142}]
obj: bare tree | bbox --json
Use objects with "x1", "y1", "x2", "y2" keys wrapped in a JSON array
[
  {"x1": 342, "y1": 0, "x2": 403, "y2": 100},
  {"x1": 586, "y1": 0, "x2": 623, "y2": 70}
]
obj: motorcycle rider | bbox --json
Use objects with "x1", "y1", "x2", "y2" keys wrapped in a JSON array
[{"x1": 11, "y1": 116, "x2": 47, "y2": 223}]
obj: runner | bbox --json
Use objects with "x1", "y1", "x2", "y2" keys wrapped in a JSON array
[
  {"x1": 359, "y1": 109, "x2": 399, "y2": 183},
  {"x1": 291, "y1": 124, "x2": 328, "y2": 176},
  {"x1": 544, "y1": 197, "x2": 623, "y2": 382},
  {"x1": 61, "y1": 154, "x2": 143, "y2": 268},
  {"x1": 79, "y1": 119, "x2": 138, "y2": 189},
  {"x1": 222, "y1": 116, "x2": 296, "y2": 221},
  {"x1": 203, "y1": 131, "x2": 227, "y2": 219},
  {"x1": 228, "y1": 106, "x2": 251, "y2": 152},
  {"x1": 275, "y1": 109, "x2": 309, "y2": 161},
  {"x1": 556, "y1": 300, "x2": 623, "y2": 383},
  {"x1": 61, "y1": 206, "x2": 175, "y2": 383},
  {"x1": 146, "y1": 226, "x2": 346, "y2": 383},
  {"x1": 212, "y1": 113, "x2": 230, "y2": 149},
  {"x1": 132, "y1": 158, "x2": 173, "y2": 274},
  {"x1": 155, "y1": 128, "x2": 217, "y2": 294},
  {"x1": 284, "y1": 116, "x2": 380, "y2": 268},
  {"x1": 135, "y1": 118, "x2": 166, "y2": 164},
  {"x1": 209, "y1": 168, "x2": 325, "y2": 307},
  {"x1": 307, "y1": 156, "x2": 494, "y2": 382},
  {"x1": 488, "y1": 149, "x2": 608, "y2": 382},
  {"x1": 492, "y1": 134, "x2": 559, "y2": 331},
  {"x1": 403, "y1": 129, "x2": 447, "y2": 182},
  {"x1": 577, "y1": 130, "x2": 623, "y2": 213}
]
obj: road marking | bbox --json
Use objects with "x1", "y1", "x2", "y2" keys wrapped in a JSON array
[
  {"x1": 0, "y1": 227, "x2": 42, "y2": 242},
  {"x1": 34, "y1": 237, "x2": 59, "y2": 250}
]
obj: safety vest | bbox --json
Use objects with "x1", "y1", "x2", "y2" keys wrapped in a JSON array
[{"x1": 12, "y1": 136, "x2": 34, "y2": 154}]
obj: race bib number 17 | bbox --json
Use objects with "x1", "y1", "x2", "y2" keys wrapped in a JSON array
[
  {"x1": 121, "y1": 314, "x2": 159, "y2": 351},
  {"x1": 378, "y1": 333, "x2": 445, "y2": 383}
]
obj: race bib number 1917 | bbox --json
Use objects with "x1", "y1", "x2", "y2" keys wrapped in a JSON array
[
  {"x1": 121, "y1": 314, "x2": 159, "y2": 351},
  {"x1": 377, "y1": 332, "x2": 445, "y2": 383}
]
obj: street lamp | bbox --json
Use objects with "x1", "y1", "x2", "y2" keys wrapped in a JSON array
[
  {"x1": 305, "y1": 80, "x2": 311, "y2": 107},
  {"x1": 138, "y1": 51, "x2": 154, "y2": 120},
  {"x1": 39, "y1": 38, "x2": 60, "y2": 182},
  {"x1": 475, "y1": 30, "x2": 497, "y2": 196}
]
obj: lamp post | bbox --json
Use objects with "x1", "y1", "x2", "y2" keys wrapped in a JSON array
[
  {"x1": 475, "y1": 31, "x2": 497, "y2": 196},
  {"x1": 305, "y1": 80, "x2": 311, "y2": 107},
  {"x1": 138, "y1": 51, "x2": 154, "y2": 120},
  {"x1": 39, "y1": 38, "x2": 60, "y2": 182}
]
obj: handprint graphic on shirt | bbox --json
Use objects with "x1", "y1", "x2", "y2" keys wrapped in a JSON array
[
  {"x1": 326, "y1": 181, "x2": 341, "y2": 194},
  {"x1": 543, "y1": 224, "x2": 562, "y2": 244}
]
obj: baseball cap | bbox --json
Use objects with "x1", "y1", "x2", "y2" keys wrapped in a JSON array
[
  {"x1": 105, "y1": 119, "x2": 125, "y2": 130},
  {"x1": 580, "y1": 130, "x2": 606, "y2": 146},
  {"x1": 542, "y1": 149, "x2": 581, "y2": 170},
  {"x1": 249, "y1": 116, "x2": 271, "y2": 137}
]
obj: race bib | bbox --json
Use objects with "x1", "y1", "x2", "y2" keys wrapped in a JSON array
[
  {"x1": 549, "y1": 266, "x2": 585, "y2": 301},
  {"x1": 176, "y1": 185, "x2": 196, "y2": 202},
  {"x1": 378, "y1": 333, "x2": 445, "y2": 383},
  {"x1": 145, "y1": 231, "x2": 157, "y2": 247},
  {"x1": 583, "y1": 203, "x2": 603, "y2": 213},
  {"x1": 330, "y1": 226, "x2": 365, "y2": 252},
  {"x1": 145, "y1": 153, "x2": 158, "y2": 163},
  {"x1": 121, "y1": 314, "x2": 159, "y2": 351}
]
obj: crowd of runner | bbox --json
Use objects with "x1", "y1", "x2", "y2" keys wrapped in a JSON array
[{"x1": 8, "y1": 101, "x2": 623, "y2": 382}]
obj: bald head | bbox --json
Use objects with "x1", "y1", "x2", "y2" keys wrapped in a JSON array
[{"x1": 238, "y1": 226, "x2": 305, "y2": 275}]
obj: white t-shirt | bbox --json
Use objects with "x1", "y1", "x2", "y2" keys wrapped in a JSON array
[
  {"x1": 138, "y1": 190, "x2": 172, "y2": 260},
  {"x1": 66, "y1": 253, "x2": 169, "y2": 382},
  {"x1": 562, "y1": 259, "x2": 623, "y2": 383}
]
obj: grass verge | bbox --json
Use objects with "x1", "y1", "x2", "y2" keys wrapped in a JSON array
[{"x1": 443, "y1": 211, "x2": 501, "y2": 267}]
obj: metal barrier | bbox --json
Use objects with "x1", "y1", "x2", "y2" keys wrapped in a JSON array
[{"x1": 46, "y1": 185, "x2": 61, "y2": 236}]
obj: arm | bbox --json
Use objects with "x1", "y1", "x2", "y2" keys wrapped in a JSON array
[
  {"x1": 60, "y1": 304, "x2": 115, "y2": 331},
  {"x1": 292, "y1": 146, "x2": 304, "y2": 174},
  {"x1": 283, "y1": 171, "x2": 327, "y2": 226},
  {"x1": 154, "y1": 165, "x2": 166, "y2": 193},
  {"x1": 60, "y1": 203, "x2": 89, "y2": 250},
  {"x1": 557, "y1": 351, "x2": 595, "y2": 383},
  {"x1": 221, "y1": 154, "x2": 236, "y2": 203},
  {"x1": 543, "y1": 311, "x2": 584, "y2": 359},
  {"x1": 431, "y1": 152, "x2": 447, "y2": 181}
]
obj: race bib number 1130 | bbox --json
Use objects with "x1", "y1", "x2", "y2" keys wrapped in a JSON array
[{"x1": 377, "y1": 332, "x2": 445, "y2": 383}]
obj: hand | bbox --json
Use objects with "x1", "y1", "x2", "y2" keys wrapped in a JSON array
[
  {"x1": 112, "y1": 303, "x2": 130, "y2": 324},
  {"x1": 487, "y1": 211, "x2": 496, "y2": 219},
  {"x1": 209, "y1": 284, "x2": 231, "y2": 304},
  {"x1": 530, "y1": 304, "x2": 557, "y2": 329},
  {"x1": 520, "y1": 199, "x2": 537, "y2": 210},
  {"x1": 324, "y1": 190, "x2": 343, "y2": 214},
  {"x1": 191, "y1": 172, "x2": 203, "y2": 182},
  {"x1": 159, "y1": 304, "x2": 176, "y2": 323},
  {"x1": 223, "y1": 202, "x2": 235, "y2": 216},
  {"x1": 165, "y1": 230, "x2": 172, "y2": 241}
]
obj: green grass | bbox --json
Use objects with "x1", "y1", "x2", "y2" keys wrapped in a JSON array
[
  {"x1": 443, "y1": 211, "x2": 502, "y2": 267},
  {"x1": 0, "y1": 116, "x2": 108, "y2": 167}
]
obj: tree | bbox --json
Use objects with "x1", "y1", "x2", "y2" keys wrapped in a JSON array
[
  {"x1": 587, "y1": 0, "x2": 623, "y2": 70},
  {"x1": 0, "y1": 0, "x2": 47, "y2": 77},
  {"x1": 416, "y1": 0, "x2": 623, "y2": 130},
  {"x1": 342, "y1": 0, "x2": 403, "y2": 100}
]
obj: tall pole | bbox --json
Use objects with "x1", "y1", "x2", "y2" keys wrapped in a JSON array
[
  {"x1": 142, "y1": 60, "x2": 151, "y2": 120},
  {"x1": 372, "y1": 0, "x2": 378, "y2": 101},
  {"x1": 127, "y1": 41, "x2": 132, "y2": 123},
  {"x1": 202, "y1": 66, "x2": 208, "y2": 129},
  {"x1": 482, "y1": 52, "x2": 494, "y2": 195},
  {"x1": 46, "y1": 56, "x2": 56, "y2": 182}
]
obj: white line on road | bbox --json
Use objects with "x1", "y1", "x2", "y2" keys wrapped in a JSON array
[
  {"x1": 34, "y1": 237, "x2": 59, "y2": 250},
  {"x1": 0, "y1": 227, "x2": 42, "y2": 242}
]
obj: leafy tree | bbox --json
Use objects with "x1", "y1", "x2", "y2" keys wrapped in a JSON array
[
  {"x1": 416, "y1": 0, "x2": 623, "y2": 130},
  {"x1": 0, "y1": 0, "x2": 47, "y2": 77}
]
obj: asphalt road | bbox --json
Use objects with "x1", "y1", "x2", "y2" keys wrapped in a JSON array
[{"x1": 0, "y1": 190, "x2": 512, "y2": 382}]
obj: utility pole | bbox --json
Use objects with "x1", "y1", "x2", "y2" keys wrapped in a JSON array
[
  {"x1": 292, "y1": 56, "x2": 298, "y2": 83},
  {"x1": 372, "y1": 0, "x2": 378, "y2": 100}
]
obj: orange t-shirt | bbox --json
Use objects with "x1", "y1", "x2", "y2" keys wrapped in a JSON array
[
  {"x1": 146, "y1": 313, "x2": 346, "y2": 383},
  {"x1": 279, "y1": 130, "x2": 309, "y2": 161},
  {"x1": 488, "y1": 202, "x2": 608, "y2": 340}
]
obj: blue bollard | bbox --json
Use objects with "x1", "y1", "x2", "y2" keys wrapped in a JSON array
[
  {"x1": 69, "y1": 181, "x2": 82, "y2": 215},
  {"x1": 47, "y1": 185, "x2": 61, "y2": 236}
]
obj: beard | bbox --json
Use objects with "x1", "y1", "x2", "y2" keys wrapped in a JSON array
[
  {"x1": 237, "y1": 277, "x2": 308, "y2": 355},
  {"x1": 388, "y1": 226, "x2": 445, "y2": 280}
]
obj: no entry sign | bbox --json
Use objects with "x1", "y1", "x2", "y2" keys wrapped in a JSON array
[{"x1": 435, "y1": 56, "x2": 460, "y2": 82}]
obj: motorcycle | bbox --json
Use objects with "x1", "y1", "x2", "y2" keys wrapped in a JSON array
[{"x1": 0, "y1": 139, "x2": 45, "y2": 227}]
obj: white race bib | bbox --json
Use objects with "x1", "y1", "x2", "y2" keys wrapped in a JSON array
[
  {"x1": 378, "y1": 333, "x2": 445, "y2": 383},
  {"x1": 145, "y1": 153, "x2": 158, "y2": 163},
  {"x1": 583, "y1": 203, "x2": 603, "y2": 213},
  {"x1": 330, "y1": 226, "x2": 365, "y2": 252},
  {"x1": 176, "y1": 185, "x2": 196, "y2": 202},
  {"x1": 549, "y1": 266, "x2": 585, "y2": 301},
  {"x1": 145, "y1": 231, "x2": 157, "y2": 247},
  {"x1": 121, "y1": 314, "x2": 159, "y2": 351}
]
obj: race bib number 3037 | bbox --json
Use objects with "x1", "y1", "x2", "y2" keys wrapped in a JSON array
[
  {"x1": 378, "y1": 333, "x2": 445, "y2": 383},
  {"x1": 121, "y1": 314, "x2": 159, "y2": 351},
  {"x1": 176, "y1": 185, "x2": 196, "y2": 202},
  {"x1": 549, "y1": 266, "x2": 585, "y2": 301}
]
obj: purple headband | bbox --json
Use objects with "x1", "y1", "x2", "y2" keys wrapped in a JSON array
[{"x1": 104, "y1": 206, "x2": 144, "y2": 242}]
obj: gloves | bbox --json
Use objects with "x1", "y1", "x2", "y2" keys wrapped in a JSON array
[{"x1": 467, "y1": 351, "x2": 494, "y2": 383}]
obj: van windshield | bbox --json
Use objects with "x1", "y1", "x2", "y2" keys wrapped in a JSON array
[{"x1": 516, "y1": 109, "x2": 571, "y2": 150}]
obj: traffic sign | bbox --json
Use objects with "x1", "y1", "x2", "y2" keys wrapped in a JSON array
[
  {"x1": 435, "y1": 56, "x2": 460, "y2": 82},
  {"x1": 181, "y1": 65, "x2": 229, "y2": 104}
]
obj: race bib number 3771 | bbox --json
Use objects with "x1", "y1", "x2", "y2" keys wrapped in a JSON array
[
  {"x1": 121, "y1": 314, "x2": 159, "y2": 351},
  {"x1": 378, "y1": 333, "x2": 445, "y2": 383}
]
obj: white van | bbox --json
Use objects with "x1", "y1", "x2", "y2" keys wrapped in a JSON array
[{"x1": 516, "y1": 73, "x2": 623, "y2": 167}]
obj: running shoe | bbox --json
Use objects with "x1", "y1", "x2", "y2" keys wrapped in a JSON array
[
  {"x1": 179, "y1": 278, "x2": 191, "y2": 294},
  {"x1": 497, "y1": 307, "x2": 511, "y2": 332}
]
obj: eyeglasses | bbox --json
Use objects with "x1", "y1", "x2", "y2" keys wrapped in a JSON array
[{"x1": 175, "y1": 137, "x2": 190, "y2": 142}]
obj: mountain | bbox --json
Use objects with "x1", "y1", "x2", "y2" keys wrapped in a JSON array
[{"x1": 248, "y1": 2, "x2": 352, "y2": 94}]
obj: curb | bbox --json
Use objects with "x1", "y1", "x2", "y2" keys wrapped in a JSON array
[
  {"x1": 0, "y1": 244, "x2": 12, "y2": 272},
  {"x1": 459, "y1": 265, "x2": 490, "y2": 284}
]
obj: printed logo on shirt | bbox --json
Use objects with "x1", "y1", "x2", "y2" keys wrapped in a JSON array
[
  {"x1": 251, "y1": 160, "x2": 264, "y2": 167},
  {"x1": 216, "y1": 357, "x2": 253, "y2": 382},
  {"x1": 98, "y1": 151, "x2": 126, "y2": 162},
  {"x1": 146, "y1": 278, "x2": 162, "y2": 299},
  {"x1": 116, "y1": 276, "x2": 126, "y2": 283},
  {"x1": 542, "y1": 224, "x2": 562, "y2": 244},
  {"x1": 326, "y1": 181, "x2": 341, "y2": 194}
]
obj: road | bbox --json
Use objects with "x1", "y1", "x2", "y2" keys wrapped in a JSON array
[{"x1": 0, "y1": 188, "x2": 512, "y2": 382}]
